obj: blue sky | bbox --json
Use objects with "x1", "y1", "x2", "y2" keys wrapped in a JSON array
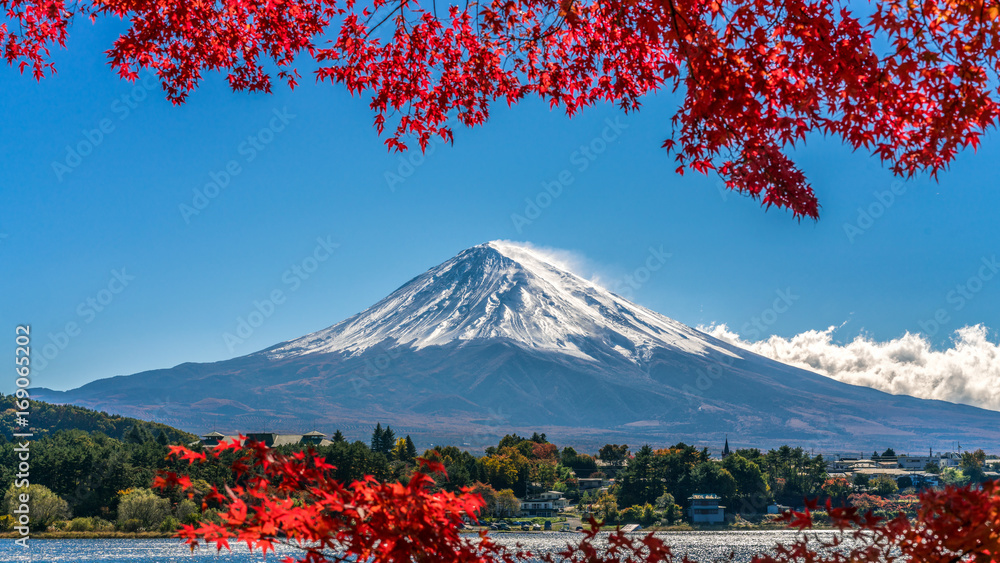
[{"x1": 2, "y1": 19, "x2": 999, "y2": 394}]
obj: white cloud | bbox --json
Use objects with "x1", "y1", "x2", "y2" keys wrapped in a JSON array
[
  {"x1": 699, "y1": 323, "x2": 1000, "y2": 412},
  {"x1": 489, "y1": 240, "x2": 605, "y2": 282}
]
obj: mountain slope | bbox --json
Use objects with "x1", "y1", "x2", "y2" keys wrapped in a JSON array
[
  {"x1": 35, "y1": 241, "x2": 1000, "y2": 451},
  {"x1": 266, "y1": 241, "x2": 734, "y2": 363}
]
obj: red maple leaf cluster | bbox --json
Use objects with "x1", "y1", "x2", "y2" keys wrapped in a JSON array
[
  {"x1": 762, "y1": 483, "x2": 1000, "y2": 563},
  {"x1": 6, "y1": 0, "x2": 1000, "y2": 217},
  {"x1": 155, "y1": 439, "x2": 1000, "y2": 563},
  {"x1": 156, "y1": 438, "x2": 526, "y2": 563}
]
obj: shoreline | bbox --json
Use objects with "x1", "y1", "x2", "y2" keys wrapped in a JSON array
[
  {"x1": 0, "y1": 524, "x2": 832, "y2": 540},
  {"x1": 0, "y1": 532, "x2": 176, "y2": 539}
]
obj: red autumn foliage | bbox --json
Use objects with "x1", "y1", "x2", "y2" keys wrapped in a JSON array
[
  {"x1": 760, "y1": 485, "x2": 1000, "y2": 563},
  {"x1": 6, "y1": 0, "x2": 1000, "y2": 217},
  {"x1": 531, "y1": 441, "x2": 559, "y2": 461},
  {"x1": 155, "y1": 439, "x2": 1000, "y2": 563},
  {"x1": 156, "y1": 438, "x2": 524, "y2": 562},
  {"x1": 846, "y1": 491, "x2": 920, "y2": 517}
]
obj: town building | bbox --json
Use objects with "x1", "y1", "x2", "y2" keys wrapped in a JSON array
[
  {"x1": 688, "y1": 494, "x2": 726, "y2": 524},
  {"x1": 195, "y1": 430, "x2": 334, "y2": 448},
  {"x1": 199, "y1": 431, "x2": 226, "y2": 447},
  {"x1": 577, "y1": 478, "x2": 606, "y2": 492},
  {"x1": 520, "y1": 491, "x2": 566, "y2": 517},
  {"x1": 896, "y1": 455, "x2": 941, "y2": 471}
]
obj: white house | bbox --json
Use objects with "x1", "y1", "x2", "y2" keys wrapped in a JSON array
[
  {"x1": 520, "y1": 491, "x2": 566, "y2": 517},
  {"x1": 688, "y1": 494, "x2": 725, "y2": 524},
  {"x1": 520, "y1": 499, "x2": 556, "y2": 517},
  {"x1": 537, "y1": 491, "x2": 568, "y2": 509}
]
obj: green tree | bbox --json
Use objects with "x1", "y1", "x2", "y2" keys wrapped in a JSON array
[
  {"x1": 494, "y1": 489, "x2": 520, "y2": 518},
  {"x1": 497, "y1": 434, "x2": 526, "y2": 451},
  {"x1": 759, "y1": 446, "x2": 826, "y2": 505},
  {"x1": 370, "y1": 424, "x2": 385, "y2": 453},
  {"x1": 941, "y1": 467, "x2": 971, "y2": 487},
  {"x1": 404, "y1": 436, "x2": 417, "y2": 462},
  {"x1": 722, "y1": 453, "x2": 769, "y2": 513},
  {"x1": 124, "y1": 424, "x2": 153, "y2": 444},
  {"x1": 3, "y1": 484, "x2": 70, "y2": 530},
  {"x1": 870, "y1": 475, "x2": 899, "y2": 497},
  {"x1": 116, "y1": 488, "x2": 170, "y2": 531},
  {"x1": 175, "y1": 498, "x2": 199, "y2": 524},
  {"x1": 594, "y1": 491, "x2": 619, "y2": 524},
  {"x1": 690, "y1": 461, "x2": 738, "y2": 507},
  {"x1": 616, "y1": 445, "x2": 662, "y2": 508},
  {"x1": 370, "y1": 423, "x2": 395, "y2": 455},
  {"x1": 656, "y1": 443, "x2": 709, "y2": 508},
  {"x1": 482, "y1": 448, "x2": 530, "y2": 496},
  {"x1": 960, "y1": 450, "x2": 987, "y2": 484},
  {"x1": 381, "y1": 426, "x2": 396, "y2": 455},
  {"x1": 655, "y1": 492, "x2": 682, "y2": 524},
  {"x1": 654, "y1": 492, "x2": 675, "y2": 510},
  {"x1": 882, "y1": 448, "x2": 896, "y2": 457},
  {"x1": 324, "y1": 440, "x2": 390, "y2": 483},
  {"x1": 531, "y1": 462, "x2": 559, "y2": 490},
  {"x1": 598, "y1": 444, "x2": 630, "y2": 467},
  {"x1": 560, "y1": 447, "x2": 578, "y2": 467},
  {"x1": 31, "y1": 430, "x2": 134, "y2": 519},
  {"x1": 332, "y1": 430, "x2": 345, "y2": 443},
  {"x1": 560, "y1": 447, "x2": 598, "y2": 476}
]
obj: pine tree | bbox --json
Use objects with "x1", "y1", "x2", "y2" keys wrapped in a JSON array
[
  {"x1": 156, "y1": 430, "x2": 169, "y2": 445},
  {"x1": 332, "y1": 430, "x2": 345, "y2": 443},
  {"x1": 381, "y1": 426, "x2": 395, "y2": 455},
  {"x1": 125, "y1": 424, "x2": 150, "y2": 444},
  {"x1": 405, "y1": 436, "x2": 417, "y2": 462},
  {"x1": 371, "y1": 423, "x2": 385, "y2": 453}
]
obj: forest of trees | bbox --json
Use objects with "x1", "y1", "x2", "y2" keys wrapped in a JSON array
[
  {"x1": 2, "y1": 398, "x2": 995, "y2": 533},
  {"x1": 0, "y1": 395, "x2": 194, "y2": 443}
]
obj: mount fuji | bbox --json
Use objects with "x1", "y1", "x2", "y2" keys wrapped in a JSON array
[{"x1": 35, "y1": 241, "x2": 1000, "y2": 451}]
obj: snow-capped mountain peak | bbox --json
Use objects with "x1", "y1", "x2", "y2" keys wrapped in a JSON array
[{"x1": 265, "y1": 241, "x2": 740, "y2": 363}]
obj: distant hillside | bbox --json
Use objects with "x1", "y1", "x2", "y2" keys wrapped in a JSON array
[{"x1": 0, "y1": 394, "x2": 195, "y2": 443}]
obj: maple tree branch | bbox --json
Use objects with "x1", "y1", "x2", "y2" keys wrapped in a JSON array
[{"x1": 366, "y1": 1, "x2": 404, "y2": 36}]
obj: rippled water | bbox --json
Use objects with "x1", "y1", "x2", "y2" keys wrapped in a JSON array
[{"x1": 0, "y1": 531, "x2": 842, "y2": 562}]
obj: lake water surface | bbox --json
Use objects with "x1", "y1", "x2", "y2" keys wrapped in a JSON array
[{"x1": 0, "y1": 531, "x2": 841, "y2": 562}]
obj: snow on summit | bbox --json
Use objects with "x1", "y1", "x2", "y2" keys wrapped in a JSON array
[{"x1": 265, "y1": 241, "x2": 739, "y2": 363}]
